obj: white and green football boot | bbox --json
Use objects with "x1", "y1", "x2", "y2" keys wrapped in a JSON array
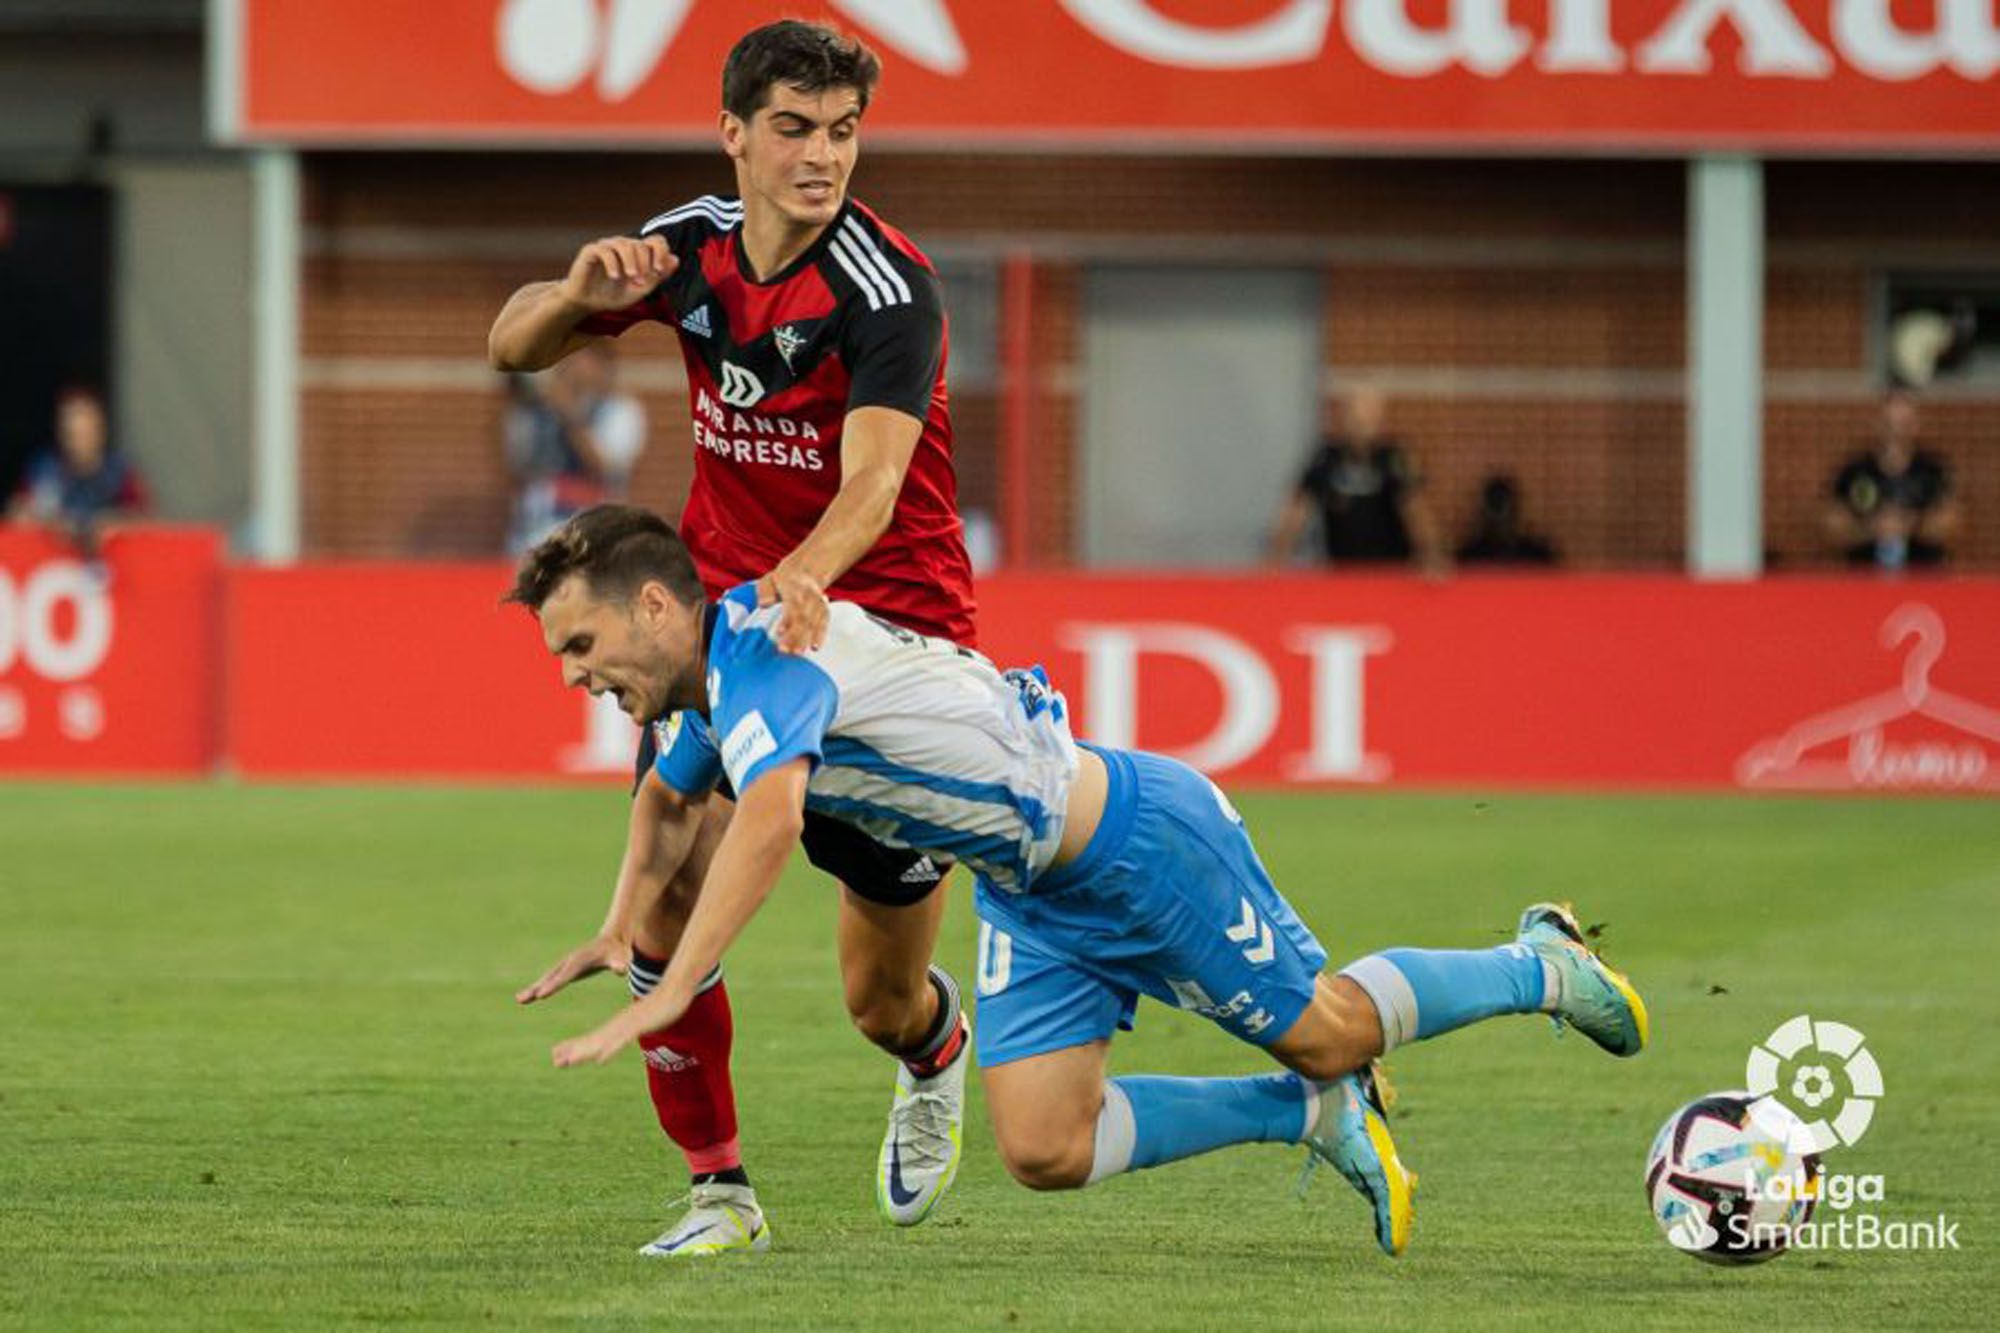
[
  {"x1": 1516, "y1": 901, "x2": 1650, "y2": 1057},
  {"x1": 1303, "y1": 1062, "x2": 1417, "y2": 1258},
  {"x1": 876, "y1": 1019, "x2": 969, "y2": 1226},
  {"x1": 637, "y1": 1182, "x2": 770, "y2": 1258}
]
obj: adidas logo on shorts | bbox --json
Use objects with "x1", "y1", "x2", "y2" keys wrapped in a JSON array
[
  {"x1": 899, "y1": 856, "x2": 940, "y2": 885},
  {"x1": 680, "y1": 306, "x2": 713, "y2": 338}
]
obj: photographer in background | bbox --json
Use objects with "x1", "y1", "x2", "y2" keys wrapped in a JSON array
[
  {"x1": 1268, "y1": 386, "x2": 1450, "y2": 576},
  {"x1": 1456, "y1": 475, "x2": 1559, "y2": 567},
  {"x1": 1824, "y1": 390, "x2": 1959, "y2": 571},
  {"x1": 501, "y1": 342, "x2": 645, "y2": 555},
  {"x1": 7, "y1": 386, "x2": 147, "y2": 563}
]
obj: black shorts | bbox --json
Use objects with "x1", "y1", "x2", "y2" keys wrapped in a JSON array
[{"x1": 635, "y1": 722, "x2": 947, "y2": 908}]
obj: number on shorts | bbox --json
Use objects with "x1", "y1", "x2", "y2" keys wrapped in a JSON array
[{"x1": 976, "y1": 922, "x2": 1013, "y2": 996}]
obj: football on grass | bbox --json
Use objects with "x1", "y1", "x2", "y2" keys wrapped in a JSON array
[{"x1": 1645, "y1": 1091, "x2": 1822, "y2": 1265}]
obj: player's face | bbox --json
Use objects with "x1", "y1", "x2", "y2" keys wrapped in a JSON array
[
  {"x1": 537, "y1": 574, "x2": 694, "y2": 723},
  {"x1": 722, "y1": 82, "x2": 862, "y2": 231}
]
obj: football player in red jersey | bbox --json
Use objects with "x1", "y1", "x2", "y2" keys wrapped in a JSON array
[{"x1": 493, "y1": 21, "x2": 974, "y2": 1255}]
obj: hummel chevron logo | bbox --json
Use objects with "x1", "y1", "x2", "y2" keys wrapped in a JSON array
[
  {"x1": 680, "y1": 306, "x2": 712, "y2": 338},
  {"x1": 1225, "y1": 897, "x2": 1275, "y2": 965},
  {"x1": 718, "y1": 360, "x2": 764, "y2": 407}
]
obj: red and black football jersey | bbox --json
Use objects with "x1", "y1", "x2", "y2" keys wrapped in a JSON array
[{"x1": 578, "y1": 194, "x2": 975, "y2": 646}]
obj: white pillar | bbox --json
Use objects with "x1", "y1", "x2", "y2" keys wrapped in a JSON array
[
  {"x1": 250, "y1": 148, "x2": 301, "y2": 562},
  {"x1": 1686, "y1": 155, "x2": 1765, "y2": 578}
]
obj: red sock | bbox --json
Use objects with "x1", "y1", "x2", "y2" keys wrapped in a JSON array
[{"x1": 637, "y1": 976, "x2": 741, "y2": 1175}]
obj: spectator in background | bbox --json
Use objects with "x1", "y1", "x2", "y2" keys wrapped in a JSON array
[
  {"x1": 1456, "y1": 474, "x2": 1558, "y2": 567},
  {"x1": 1268, "y1": 386, "x2": 1448, "y2": 573},
  {"x1": 1824, "y1": 390, "x2": 1959, "y2": 570},
  {"x1": 502, "y1": 342, "x2": 646, "y2": 554},
  {"x1": 7, "y1": 386, "x2": 147, "y2": 561}
]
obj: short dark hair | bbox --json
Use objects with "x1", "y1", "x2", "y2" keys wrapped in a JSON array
[
  {"x1": 506, "y1": 505, "x2": 704, "y2": 612},
  {"x1": 55, "y1": 384, "x2": 106, "y2": 413},
  {"x1": 722, "y1": 20, "x2": 881, "y2": 121}
]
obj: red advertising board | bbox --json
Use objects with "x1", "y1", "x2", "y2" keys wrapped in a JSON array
[
  {"x1": 0, "y1": 527, "x2": 223, "y2": 775},
  {"x1": 976, "y1": 574, "x2": 2000, "y2": 792},
  {"x1": 215, "y1": 0, "x2": 2000, "y2": 152},
  {"x1": 218, "y1": 566, "x2": 2000, "y2": 794},
  {"x1": 225, "y1": 563, "x2": 624, "y2": 778}
]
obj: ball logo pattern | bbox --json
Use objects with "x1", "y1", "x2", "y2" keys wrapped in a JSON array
[{"x1": 1665, "y1": 1208, "x2": 1720, "y2": 1252}]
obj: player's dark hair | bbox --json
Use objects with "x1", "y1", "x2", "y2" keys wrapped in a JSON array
[
  {"x1": 506, "y1": 505, "x2": 704, "y2": 612},
  {"x1": 722, "y1": 20, "x2": 880, "y2": 121}
]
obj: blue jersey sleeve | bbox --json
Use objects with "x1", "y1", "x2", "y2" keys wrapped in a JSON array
[
  {"x1": 710, "y1": 599, "x2": 840, "y2": 794},
  {"x1": 651, "y1": 712, "x2": 723, "y2": 797}
]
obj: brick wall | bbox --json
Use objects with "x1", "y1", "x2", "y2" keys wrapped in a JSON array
[{"x1": 300, "y1": 153, "x2": 2000, "y2": 569}]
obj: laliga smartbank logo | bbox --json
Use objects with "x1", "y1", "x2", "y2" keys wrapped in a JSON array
[
  {"x1": 1745, "y1": 1014, "x2": 1882, "y2": 1155},
  {"x1": 1734, "y1": 1015, "x2": 1960, "y2": 1255}
]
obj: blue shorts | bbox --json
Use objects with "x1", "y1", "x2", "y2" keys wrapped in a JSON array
[{"x1": 972, "y1": 745, "x2": 1328, "y2": 1068}]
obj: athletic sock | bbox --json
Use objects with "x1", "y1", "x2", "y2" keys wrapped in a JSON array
[
  {"x1": 1085, "y1": 1073, "x2": 1316, "y2": 1184},
  {"x1": 899, "y1": 966, "x2": 966, "y2": 1079},
  {"x1": 629, "y1": 950, "x2": 742, "y2": 1177},
  {"x1": 691, "y1": 1167, "x2": 751, "y2": 1190},
  {"x1": 1339, "y1": 945, "x2": 1552, "y2": 1053}
]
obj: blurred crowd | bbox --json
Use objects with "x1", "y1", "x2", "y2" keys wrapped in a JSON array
[
  {"x1": 1267, "y1": 385, "x2": 1963, "y2": 576},
  {"x1": 4, "y1": 372, "x2": 1972, "y2": 576}
]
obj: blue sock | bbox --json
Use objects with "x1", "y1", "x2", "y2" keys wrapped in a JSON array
[
  {"x1": 1087, "y1": 1073, "x2": 1314, "y2": 1183},
  {"x1": 1341, "y1": 945, "x2": 1551, "y2": 1051}
]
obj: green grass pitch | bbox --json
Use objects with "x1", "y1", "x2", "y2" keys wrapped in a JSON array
[{"x1": 2, "y1": 783, "x2": 1994, "y2": 1330}]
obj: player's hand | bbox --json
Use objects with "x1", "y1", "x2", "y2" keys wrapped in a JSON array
[
  {"x1": 515, "y1": 934, "x2": 632, "y2": 1005},
  {"x1": 550, "y1": 1018, "x2": 634, "y2": 1068},
  {"x1": 558, "y1": 235, "x2": 678, "y2": 313},
  {"x1": 756, "y1": 561, "x2": 830, "y2": 654}
]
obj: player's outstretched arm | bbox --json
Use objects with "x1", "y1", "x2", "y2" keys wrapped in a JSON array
[
  {"x1": 515, "y1": 771, "x2": 701, "y2": 1006},
  {"x1": 600, "y1": 769, "x2": 706, "y2": 947},
  {"x1": 758, "y1": 406, "x2": 921, "y2": 653},
  {"x1": 551, "y1": 760, "x2": 808, "y2": 1067},
  {"x1": 487, "y1": 234, "x2": 678, "y2": 372},
  {"x1": 514, "y1": 934, "x2": 631, "y2": 1007}
]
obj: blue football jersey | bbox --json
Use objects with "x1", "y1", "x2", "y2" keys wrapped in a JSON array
[{"x1": 656, "y1": 584, "x2": 1077, "y2": 893}]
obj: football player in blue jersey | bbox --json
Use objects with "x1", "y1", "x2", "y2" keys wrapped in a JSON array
[
  {"x1": 512, "y1": 506, "x2": 1650, "y2": 1256},
  {"x1": 501, "y1": 20, "x2": 981, "y2": 1258}
]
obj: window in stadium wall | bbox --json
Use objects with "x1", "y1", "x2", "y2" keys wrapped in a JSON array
[
  {"x1": 0, "y1": 186, "x2": 111, "y2": 503},
  {"x1": 1080, "y1": 266, "x2": 1323, "y2": 569},
  {"x1": 934, "y1": 255, "x2": 1001, "y2": 570},
  {"x1": 1882, "y1": 274, "x2": 2000, "y2": 390}
]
